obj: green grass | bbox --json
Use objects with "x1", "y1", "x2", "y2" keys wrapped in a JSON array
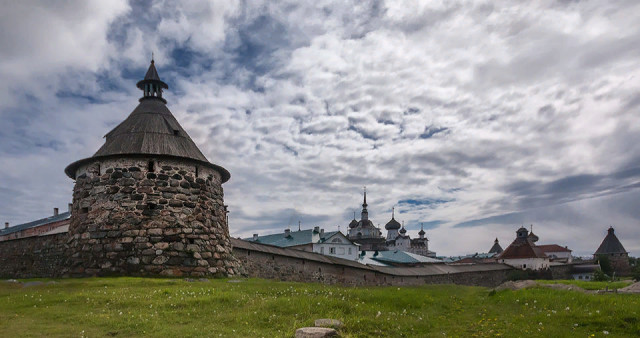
[
  {"x1": 537, "y1": 279, "x2": 633, "y2": 290},
  {"x1": 0, "y1": 278, "x2": 638, "y2": 337}
]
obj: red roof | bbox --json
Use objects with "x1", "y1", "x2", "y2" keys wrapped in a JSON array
[
  {"x1": 537, "y1": 244, "x2": 571, "y2": 253},
  {"x1": 497, "y1": 237, "x2": 548, "y2": 259}
]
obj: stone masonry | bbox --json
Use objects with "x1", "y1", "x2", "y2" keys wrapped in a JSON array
[{"x1": 66, "y1": 158, "x2": 241, "y2": 277}]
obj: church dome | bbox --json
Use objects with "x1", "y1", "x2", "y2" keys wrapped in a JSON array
[
  {"x1": 349, "y1": 218, "x2": 358, "y2": 229},
  {"x1": 385, "y1": 218, "x2": 401, "y2": 230},
  {"x1": 385, "y1": 207, "x2": 401, "y2": 230},
  {"x1": 418, "y1": 228, "x2": 425, "y2": 236},
  {"x1": 399, "y1": 226, "x2": 407, "y2": 235}
]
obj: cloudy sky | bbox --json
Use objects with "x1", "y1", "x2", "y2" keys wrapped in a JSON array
[{"x1": 1, "y1": 0, "x2": 639, "y2": 256}]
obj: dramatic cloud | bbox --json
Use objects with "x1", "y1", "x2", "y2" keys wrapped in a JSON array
[{"x1": 1, "y1": 0, "x2": 639, "y2": 256}]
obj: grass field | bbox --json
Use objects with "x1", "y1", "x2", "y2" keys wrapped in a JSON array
[{"x1": 0, "y1": 277, "x2": 638, "y2": 337}]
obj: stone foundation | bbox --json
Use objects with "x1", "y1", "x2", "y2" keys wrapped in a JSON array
[{"x1": 66, "y1": 157, "x2": 241, "y2": 277}]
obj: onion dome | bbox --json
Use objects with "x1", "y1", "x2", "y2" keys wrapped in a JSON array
[
  {"x1": 385, "y1": 207, "x2": 401, "y2": 230},
  {"x1": 65, "y1": 59, "x2": 230, "y2": 182},
  {"x1": 399, "y1": 226, "x2": 407, "y2": 235},
  {"x1": 349, "y1": 218, "x2": 358, "y2": 229},
  {"x1": 418, "y1": 228, "x2": 425, "y2": 237}
]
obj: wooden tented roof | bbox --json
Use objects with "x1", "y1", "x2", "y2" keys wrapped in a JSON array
[
  {"x1": 594, "y1": 227, "x2": 628, "y2": 255},
  {"x1": 65, "y1": 61, "x2": 229, "y2": 182}
]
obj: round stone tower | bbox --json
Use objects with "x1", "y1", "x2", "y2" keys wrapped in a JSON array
[{"x1": 64, "y1": 60, "x2": 240, "y2": 277}]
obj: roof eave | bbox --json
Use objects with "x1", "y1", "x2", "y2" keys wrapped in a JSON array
[{"x1": 65, "y1": 153, "x2": 230, "y2": 183}]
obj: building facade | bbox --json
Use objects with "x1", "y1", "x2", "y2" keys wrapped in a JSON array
[
  {"x1": 247, "y1": 227, "x2": 359, "y2": 261},
  {"x1": 347, "y1": 191, "x2": 435, "y2": 257},
  {"x1": 497, "y1": 227, "x2": 550, "y2": 270},
  {"x1": 0, "y1": 208, "x2": 70, "y2": 242}
]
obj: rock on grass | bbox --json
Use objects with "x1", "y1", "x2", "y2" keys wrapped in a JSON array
[{"x1": 295, "y1": 327, "x2": 338, "y2": 338}]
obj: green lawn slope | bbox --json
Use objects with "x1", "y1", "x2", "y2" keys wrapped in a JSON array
[{"x1": 0, "y1": 277, "x2": 638, "y2": 337}]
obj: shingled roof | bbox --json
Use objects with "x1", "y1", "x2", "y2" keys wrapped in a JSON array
[
  {"x1": 489, "y1": 238, "x2": 503, "y2": 254},
  {"x1": 65, "y1": 60, "x2": 229, "y2": 182},
  {"x1": 497, "y1": 228, "x2": 547, "y2": 260},
  {"x1": 594, "y1": 227, "x2": 628, "y2": 255}
]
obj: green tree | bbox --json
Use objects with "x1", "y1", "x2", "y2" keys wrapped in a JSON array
[{"x1": 596, "y1": 254, "x2": 613, "y2": 276}]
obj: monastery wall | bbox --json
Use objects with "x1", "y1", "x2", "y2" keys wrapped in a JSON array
[
  {"x1": 0, "y1": 234, "x2": 512, "y2": 287},
  {"x1": 0, "y1": 233, "x2": 67, "y2": 278},
  {"x1": 232, "y1": 240, "x2": 513, "y2": 287}
]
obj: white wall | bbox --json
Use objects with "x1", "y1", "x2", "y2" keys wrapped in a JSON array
[
  {"x1": 500, "y1": 258, "x2": 550, "y2": 270},
  {"x1": 313, "y1": 238, "x2": 358, "y2": 260}
]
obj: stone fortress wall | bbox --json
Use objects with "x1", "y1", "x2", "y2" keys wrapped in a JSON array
[
  {"x1": 65, "y1": 157, "x2": 241, "y2": 277},
  {"x1": 0, "y1": 233, "x2": 514, "y2": 287}
]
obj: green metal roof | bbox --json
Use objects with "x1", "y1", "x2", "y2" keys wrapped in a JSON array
[
  {"x1": 244, "y1": 229, "x2": 339, "y2": 248},
  {"x1": 360, "y1": 250, "x2": 441, "y2": 265}
]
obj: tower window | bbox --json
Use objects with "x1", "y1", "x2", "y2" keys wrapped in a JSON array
[
  {"x1": 195, "y1": 166, "x2": 199, "y2": 178},
  {"x1": 173, "y1": 129, "x2": 179, "y2": 136},
  {"x1": 148, "y1": 161, "x2": 155, "y2": 172}
]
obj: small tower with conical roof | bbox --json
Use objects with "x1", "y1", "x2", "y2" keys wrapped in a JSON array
[
  {"x1": 64, "y1": 60, "x2": 240, "y2": 277},
  {"x1": 489, "y1": 238, "x2": 503, "y2": 254},
  {"x1": 594, "y1": 226, "x2": 630, "y2": 274}
]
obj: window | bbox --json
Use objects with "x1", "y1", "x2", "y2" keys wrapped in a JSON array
[
  {"x1": 148, "y1": 161, "x2": 155, "y2": 172},
  {"x1": 523, "y1": 264, "x2": 527, "y2": 269},
  {"x1": 330, "y1": 247, "x2": 336, "y2": 254},
  {"x1": 348, "y1": 248, "x2": 352, "y2": 255},
  {"x1": 320, "y1": 247, "x2": 324, "y2": 254}
]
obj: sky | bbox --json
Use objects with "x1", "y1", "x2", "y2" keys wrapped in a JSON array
[{"x1": 1, "y1": 0, "x2": 639, "y2": 257}]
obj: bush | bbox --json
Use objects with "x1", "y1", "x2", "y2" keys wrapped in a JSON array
[
  {"x1": 592, "y1": 268, "x2": 609, "y2": 282},
  {"x1": 632, "y1": 266, "x2": 640, "y2": 282}
]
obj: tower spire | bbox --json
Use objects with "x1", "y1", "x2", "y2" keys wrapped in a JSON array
[
  {"x1": 363, "y1": 186, "x2": 367, "y2": 207},
  {"x1": 361, "y1": 187, "x2": 369, "y2": 220},
  {"x1": 136, "y1": 59, "x2": 169, "y2": 103},
  {"x1": 392, "y1": 207, "x2": 395, "y2": 219}
]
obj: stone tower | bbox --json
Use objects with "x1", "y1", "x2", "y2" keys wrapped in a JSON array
[{"x1": 64, "y1": 60, "x2": 240, "y2": 277}]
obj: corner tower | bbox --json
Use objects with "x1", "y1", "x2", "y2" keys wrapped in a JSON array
[{"x1": 64, "y1": 60, "x2": 240, "y2": 277}]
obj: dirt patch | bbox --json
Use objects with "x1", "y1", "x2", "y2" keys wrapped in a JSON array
[
  {"x1": 495, "y1": 280, "x2": 594, "y2": 293},
  {"x1": 495, "y1": 280, "x2": 538, "y2": 291},
  {"x1": 619, "y1": 281, "x2": 640, "y2": 294}
]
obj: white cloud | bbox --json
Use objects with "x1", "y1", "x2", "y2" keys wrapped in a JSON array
[{"x1": 1, "y1": 0, "x2": 640, "y2": 257}]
